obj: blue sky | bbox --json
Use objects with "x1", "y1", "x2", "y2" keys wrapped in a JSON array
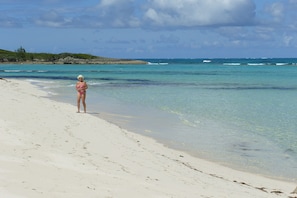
[{"x1": 1, "y1": 0, "x2": 297, "y2": 59}]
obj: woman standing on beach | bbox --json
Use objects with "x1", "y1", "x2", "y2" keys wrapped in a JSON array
[{"x1": 76, "y1": 75, "x2": 88, "y2": 113}]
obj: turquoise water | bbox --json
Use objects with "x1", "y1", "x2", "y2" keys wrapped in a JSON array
[{"x1": 1, "y1": 58, "x2": 297, "y2": 181}]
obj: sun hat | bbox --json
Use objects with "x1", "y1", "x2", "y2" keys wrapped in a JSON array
[{"x1": 77, "y1": 75, "x2": 84, "y2": 80}]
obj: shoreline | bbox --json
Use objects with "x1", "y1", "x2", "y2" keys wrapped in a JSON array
[
  {"x1": 0, "y1": 78, "x2": 296, "y2": 197},
  {"x1": 47, "y1": 78, "x2": 297, "y2": 182}
]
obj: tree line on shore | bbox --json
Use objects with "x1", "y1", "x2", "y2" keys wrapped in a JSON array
[
  {"x1": 0, "y1": 47, "x2": 100, "y2": 63},
  {"x1": 0, "y1": 47, "x2": 146, "y2": 64}
]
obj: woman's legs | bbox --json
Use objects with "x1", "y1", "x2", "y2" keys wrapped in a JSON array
[
  {"x1": 82, "y1": 94, "x2": 87, "y2": 113},
  {"x1": 77, "y1": 93, "x2": 81, "y2": 112},
  {"x1": 77, "y1": 93, "x2": 87, "y2": 113}
]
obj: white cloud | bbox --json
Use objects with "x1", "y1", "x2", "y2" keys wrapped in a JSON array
[
  {"x1": 288, "y1": 0, "x2": 297, "y2": 4},
  {"x1": 93, "y1": 0, "x2": 140, "y2": 27},
  {"x1": 0, "y1": 0, "x2": 293, "y2": 35},
  {"x1": 144, "y1": 0, "x2": 256, "y2": 27},
  {"x1": 0, "y1": 16, "x2": 22, "y2": 27},
  {"x1": 33, "y1": 0, "x2": 257, "y2": 29},
  {"x1": 283, "y1": 34, "x2": 294, "y2": 46},
  {"x1": 265, "y1": 2, "x2": 284, "y2": 22},
  {"x1": 99, "y1": 0, "x2": 126, "y2": 7},
  {"x1": 34, "y1": 10, "x2": 69, "y2": 27}
]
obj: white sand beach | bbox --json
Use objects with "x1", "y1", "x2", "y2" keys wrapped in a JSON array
[{"x1": 0, "y1": 79, "x2": 296, "y2": 198}]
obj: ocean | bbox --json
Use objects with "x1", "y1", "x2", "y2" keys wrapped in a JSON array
[{"x1": 1, "y1": 58, "x2": 297, "y2": 181}]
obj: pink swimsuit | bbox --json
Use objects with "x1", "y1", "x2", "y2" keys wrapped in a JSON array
[{"x1": 76, "y1": 83, "x2": 86, "y2": 95}]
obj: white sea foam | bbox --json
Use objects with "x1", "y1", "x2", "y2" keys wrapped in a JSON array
[
  {"x1": 4, "y1": 70, "x2": 21, "y2": 72},
  {"x1": 147, "y1": 62, "x2": 168, "y2": 65},
  {"x1": 247, "y1": 63, "x2": 265, "y2": 66},
  {"x1": 223, "y1": 63, "x2": 241, "y2": 66},
  {"x1": 276, "y1": 63, "x2": 289, "y2": 66}
]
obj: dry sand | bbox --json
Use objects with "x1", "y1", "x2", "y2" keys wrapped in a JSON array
[{"x1": 0, "y1": 79, "x2": 296, "y2": 198}]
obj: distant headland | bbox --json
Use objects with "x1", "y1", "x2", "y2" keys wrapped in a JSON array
[{"x1": 0, "y1": 47, "x2": 147, "y2": 65}]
